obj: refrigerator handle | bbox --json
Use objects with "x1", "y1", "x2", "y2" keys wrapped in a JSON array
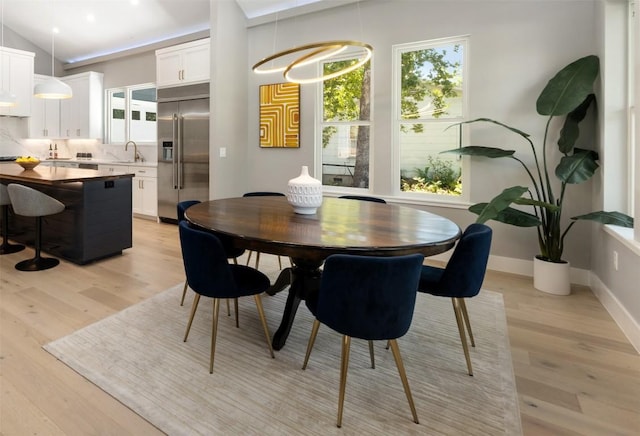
[
  {"x1": 172, "y1": 114, "x2": 179, "y2": 189},
  {"x1": 177, "y1": 115, "x2": 184, "y2": 189}
]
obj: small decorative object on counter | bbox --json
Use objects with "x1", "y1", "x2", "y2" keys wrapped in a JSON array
[
  {"x1": 286, "y1": 165, "x2": 322, "y2": 214},
  {"x1": 53, "y1": 144, "x2": 58, "y2": 159},
  {"x1": 48, "y1": 144, "x2": 53, "y2": 159}
]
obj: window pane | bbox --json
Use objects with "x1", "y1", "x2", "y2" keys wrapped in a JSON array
[
  {"x1": 401, "y1": 44, "x2": 463, "y2": 120},
  {"x1": 396, "y1": 38, "x2": 466, "y2": 198},
  {"x1": 130, "y1": 87, "x2": 157, "y2": 142},
  {"x1": 321, "y1": 59, "x2": 371, "y2": 188},
  {"x1": 108, "y1": 90, "x2": 126, "y2": 143},
  {"x1": 399, "y1": 122, "x2": 462, "y2": 196},
  {"x1": 321, "y1": 125, "x2": 369, "y2": 187}
]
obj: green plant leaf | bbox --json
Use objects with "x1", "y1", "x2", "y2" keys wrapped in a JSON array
[
  {"x1": 440, "y1": 146, "x2": 515, "y2": 158},
  {"x1": 536, "y1": 55, "x2": 599, "y2": 116},
  {"x1": 513, "y1": 197, "x2": 559, "y2": 212},
  {"x1": 446, "y1": 117, "x2": 530, "y2": 138},
  {"x1": 472, "y1": 186, "x2": 529, "y2": 224},
  {"x1": 557, "y1": 94, "x2": 596, "y2": 153},
  {"x1": 555, "y1": 148, "x2": 599, "y2": 184},
  {"x1": 470, "y1": 202, "x2": 541, "y2": 227},
  {"x1": 571, "y1": 211, "x2": 634, "y2": 227}
]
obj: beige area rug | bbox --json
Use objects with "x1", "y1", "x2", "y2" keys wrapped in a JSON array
[{"x1": 44, "y1": 256, "x2": 522, "y2": 435}]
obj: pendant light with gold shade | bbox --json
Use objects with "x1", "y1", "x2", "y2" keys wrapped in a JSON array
[
  {"x1": 0, "y1": 0, "x2": 17, "y2": 107},
  {"x1": 34, "y1": 0, "x2": 72, "y2": 99}
]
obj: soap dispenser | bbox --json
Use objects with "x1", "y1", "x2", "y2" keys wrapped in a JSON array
[
  {"x1": 48, "y1": 144, "x2": 53, "y2": 159},
  {"x1": 54, "y1": 144, "x2": 58, "y2": 159}
]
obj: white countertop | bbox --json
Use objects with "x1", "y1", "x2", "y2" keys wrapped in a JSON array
[{"x1": 43, "y1": 159, "x2": 157, "y2": 167}]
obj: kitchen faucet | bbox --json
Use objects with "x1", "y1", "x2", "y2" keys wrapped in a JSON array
[{"x1": 125, "y1": 141, "x2": 143, "y2": 162}]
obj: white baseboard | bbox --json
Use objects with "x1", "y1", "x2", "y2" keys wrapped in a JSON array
[
  {"x1": 590, "y1": 274, "x2": 640, "y2": 353},
  {"x1": 428, "y1": 253, "x2": 639, "y2": 352},
  {"x1": 429, "y1": 252, "x2": 591, "y2": 286}
]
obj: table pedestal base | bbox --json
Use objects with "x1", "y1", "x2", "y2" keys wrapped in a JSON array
[{"x1": 267, "y1": 258, "x2": 322, "y2": 350}]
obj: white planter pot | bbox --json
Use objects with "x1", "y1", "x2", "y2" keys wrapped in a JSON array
[{"x1": 533, "y1": 256, "x2": 571, "y2": 296}]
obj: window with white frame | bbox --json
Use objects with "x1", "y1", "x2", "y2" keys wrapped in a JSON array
[
  {"x1": 319, "y1": 57, "x2": 371, "y2": 189},
  {"x1": 392, "y1": 36, "x2": 468, "y2": 198},
  {"x1": 106, "y1": 84, "x2": 157, "y2": 144}
]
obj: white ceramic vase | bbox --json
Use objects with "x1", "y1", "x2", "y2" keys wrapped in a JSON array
[
  {"x1": 533, "y1": 256, "x2": 571, "y2": 296},
  {"x1": 287, "y1": 166, "x2": 323, "y2": 214}
]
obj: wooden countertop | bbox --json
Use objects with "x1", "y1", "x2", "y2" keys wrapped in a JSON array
[{"x1": 0, "y1": 163, "x2": 134, "y2": 185}]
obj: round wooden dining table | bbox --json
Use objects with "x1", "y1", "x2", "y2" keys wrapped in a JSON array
[{"x1": 185, "y1": 196, "x2": 461, "y2": 350}]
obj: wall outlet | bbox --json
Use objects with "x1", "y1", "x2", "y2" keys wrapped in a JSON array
[
  {"x1": 613, "y1": 250, "x2": 619, "y2": 271},
  {"x1": 219, "y1": 147, "x2": 227, "y2": 158}
]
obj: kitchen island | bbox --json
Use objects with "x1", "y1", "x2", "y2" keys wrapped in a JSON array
[{"x1": 0, "y1": 164, "x2": 134, "y2": 264}]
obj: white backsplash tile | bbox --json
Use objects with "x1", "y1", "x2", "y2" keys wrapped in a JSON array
[{"x1": 0, "y1": 118, "x2": 157, "y2": 163}]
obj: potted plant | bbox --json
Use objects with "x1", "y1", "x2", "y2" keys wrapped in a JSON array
[{"x1": 444, "y1": 55, "x2": 633, "y2": 295}]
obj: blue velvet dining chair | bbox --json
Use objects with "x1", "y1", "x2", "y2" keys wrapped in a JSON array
[
  {"x1": 242, "y1": 192, "x2": 287, "y2": 270},
  {"x1": 302, "y1": 253, "x2": 424, "y2": 428},
  {"x1": 177, "y1": 200, "x2": 245, "y2": 310},
  {"x1": 418, "y1": 223, "x2": 492, "y2": 376},
  {"x1": 178, "y1": 221, "x2": 274, "y2": 373}
]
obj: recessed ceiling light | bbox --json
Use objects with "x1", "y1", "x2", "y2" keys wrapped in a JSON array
[
  {"x1": 86, "y1": 13, "x2": 95, "y2": 22},
  {"x1": 130, "y1": 0, "x2": 139, "y2": 5}
]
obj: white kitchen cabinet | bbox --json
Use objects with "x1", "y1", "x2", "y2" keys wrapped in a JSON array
[
  {"x1": 156, "y1": 38, "x2": 210, "y2": 88},
  {"x1": 130, "y1": 166, "x2": 158, "y2": 218},
  {"x1": 29, "y1": 74, "x2": 60, "y2": 138},
  {"x1": 60, "y1": 71, "x2": 103, "y2": 139},
  {"x1": 0, "y1": 47, "x2": 34, "y2": 117}
]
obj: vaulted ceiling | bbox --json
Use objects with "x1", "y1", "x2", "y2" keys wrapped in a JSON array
[{"x1": 1, "y1": 0, "x2": 362, "y2": 65}]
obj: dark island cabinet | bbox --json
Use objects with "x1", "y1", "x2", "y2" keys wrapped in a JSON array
[{"x1": 1, "y1": 165, "x2": 134, "y2": 264}]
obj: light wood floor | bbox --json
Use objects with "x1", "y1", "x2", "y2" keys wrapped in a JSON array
[{"x1": 1, "y1": 218, "x2": 638, "y2": 435}]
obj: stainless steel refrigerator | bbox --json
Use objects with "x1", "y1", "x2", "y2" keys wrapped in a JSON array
[{"x1": 157, "y1": 83, "x2": 209, "y2": 222}]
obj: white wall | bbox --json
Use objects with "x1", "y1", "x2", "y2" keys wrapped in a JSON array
[
  {"x1": 209, "y1": 0, "x2": 250, "y2": 199},
  {"x1": 246, "y1": 0, "x2": 598, "y2": 269}
]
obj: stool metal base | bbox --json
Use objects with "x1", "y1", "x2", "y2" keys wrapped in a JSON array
[
  {"x1": 15, "y1": 256, "x2": 60, "y2": 271},
  {"x1": 0, "y1": 242, "x2": 25, "y2": 255}
]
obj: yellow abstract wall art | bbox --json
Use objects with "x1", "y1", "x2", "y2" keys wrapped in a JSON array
[{"x1": 259, "y1": 83, "x2": 300, "y2": 148}]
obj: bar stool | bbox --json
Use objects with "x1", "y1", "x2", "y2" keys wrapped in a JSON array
[
  {"x1": 7, "y1": 183, "x2": 65, "y2": 271},
  {"x1": 0, "y1": 184, "x2": 25, "y2": 255}
]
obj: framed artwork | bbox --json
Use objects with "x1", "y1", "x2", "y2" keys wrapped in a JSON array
[{"x1": 259, "y1": 83, "x2": 300, "y2": 148}]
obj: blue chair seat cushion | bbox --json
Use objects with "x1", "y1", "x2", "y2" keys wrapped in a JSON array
[
  {"x1": 418, "y1": 265, "x2": 448, "y2": 296},
  {"x1": 228, "y1": 265, "x2": 271, "y2": 298}
]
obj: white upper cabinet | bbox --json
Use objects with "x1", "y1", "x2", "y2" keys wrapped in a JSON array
[
  {"x1": 156, "y1": 38, "x2": 210, "y2": 88},
  {"x1": 29, "y1": 74, "x2": 61, "y2": 138},
  {"x1": 60, "y1": 71, "x2": 103, "y2": 139},
  {"x1": 0, "y1": 47, "x2": 35, "y2": 117}
]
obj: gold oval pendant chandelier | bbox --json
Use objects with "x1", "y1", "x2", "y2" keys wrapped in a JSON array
[{"x1": 251, "y1": 2, "x2": 371, "y2": 84}]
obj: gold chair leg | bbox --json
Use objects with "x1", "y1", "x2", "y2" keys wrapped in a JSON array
[
  {"x1": 180, "y1": 280, "x2": 189, "y2": 306},
  {"x1": 255, "y1": 252, "x2": 261, "y2": 269},
  {"x1": 459, "y1": 298, "x2": 475, "y2": 347},
  {"x1": 234, "y1": 298, "x2": 239, "y2": 327},
  {"x1": 388, "y1": 339, "x2": 419, "y2": 424},
  {"x1": 302, "y1": 319, "x2": 321, "y2": 370},
  {"x1": 337, "y1": 335, "x2": 351, "y2": 428},
  {"x1": 254, "y1": 294, "x2": 275, "y2": 358},
  {"x1": 452, "y1": 298, "x2": 473, "y2": 376},
  {"x1": 226, "y1": 299, "x2": 231, "y2": 316},
  {"x1": 277, "y1": 255, "x2": 282, "y2": 269},
  {"x1": 210, "y1": 298, "x2": 221, "y2": 373},
  {"x1": 246, "y1": 250, "x2": 253, "y2": 266},
  {"x1": 183, "y1": 294, "x2": 201, "y2": 342},
  {"x1": 368, "y1": 340, "x2": 375, "y2": 369}
]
